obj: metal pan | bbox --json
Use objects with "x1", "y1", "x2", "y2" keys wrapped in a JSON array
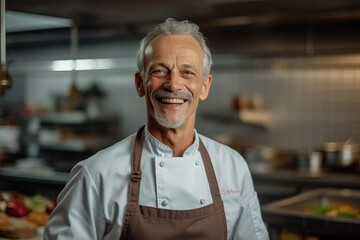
[{"x1": 262, "y1": 188, "x2": 360, "y2": 235}]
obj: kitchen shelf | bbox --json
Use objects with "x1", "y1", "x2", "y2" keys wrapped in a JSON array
[
  {"x1": 38, "y1": 139, "x2": 113, "y2": 152},
  {"x1": 37, "y1": 112, "x2": 118, "y2": 151},
  {"x1": 0, "y1": 167, "x2": 68, "y2": 185},
  {"x1": 202, "y1": 110, "x2": 271, "y2": 128},
  {"x1": 252, "y1": 168, "x2": 360, "y2": 190},
  {"x1": 23, "y1": 111, "x2": 119, "y2": 172},
  {"x1": 38, "y1": 111, "x2": 117, "y2": 125},
  {"x1": 0, "y1": 167, "x2": 68, "y2": 198}
]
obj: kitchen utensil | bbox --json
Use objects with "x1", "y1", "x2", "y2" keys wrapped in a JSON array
[{"x1": 323, "y1": 141, "x2": 359, "y2": 172}]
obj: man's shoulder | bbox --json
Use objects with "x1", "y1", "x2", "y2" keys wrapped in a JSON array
[{"x1": 81, "y1": 133, "x2": 136, "y2": 171}]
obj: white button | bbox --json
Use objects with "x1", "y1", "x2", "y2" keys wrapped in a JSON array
[
  {"x1": 159, "y1": 161, "x2": 165, "y2": 167},
  {"x1": 161, "y1": 200, "x2": 169, "y2": 207},
  {"x1": 195, "y1": 159, "x2": 200, "y2": 165},
  {"x1": 200, "y1": 198, "x2": 206, "y2": 204}
]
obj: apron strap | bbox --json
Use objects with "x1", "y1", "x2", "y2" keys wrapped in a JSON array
[
  {"x1": 128, "y1": 125, "x2": 145, "y2": 204},
  {"x1": 198, "y1": 140, "x2": 224, "y2": 208}
]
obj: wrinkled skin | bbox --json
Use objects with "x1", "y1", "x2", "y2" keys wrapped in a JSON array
[{"x1": 135, "y1": 35, "x2": 212, "y2": 156}]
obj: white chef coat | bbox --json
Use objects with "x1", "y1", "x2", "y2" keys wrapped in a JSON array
[{"x1": 43, "y1": 127, "x2": 269, "y2": 240}]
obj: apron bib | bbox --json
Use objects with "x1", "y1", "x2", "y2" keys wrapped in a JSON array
[{"x1": 120, "y1": 126, "x2": 227, "y2": 240}]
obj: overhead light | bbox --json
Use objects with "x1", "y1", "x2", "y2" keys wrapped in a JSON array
[{"x1": 51, "y1": 59, "x2": 115, "y2": 71}]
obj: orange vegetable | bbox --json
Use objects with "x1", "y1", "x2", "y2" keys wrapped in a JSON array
[{"x1": 26, "y1": 211, "x2": 49, "y2": 226}]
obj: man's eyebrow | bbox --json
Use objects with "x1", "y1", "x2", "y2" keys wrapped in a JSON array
[
  {"x1": 180, "y1": 63, "x2": 199, "y2": 73},
  {"x1": 148, "y1": 62, "x2": 168, "y2": 70}
]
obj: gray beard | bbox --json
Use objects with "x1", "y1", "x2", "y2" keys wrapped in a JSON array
[
  {"x1": 151, "y1": 89, "x2": 192, "y2": 129},
  {"x1": 154, "y1": 111, "x2": 186, "y2": 129}
]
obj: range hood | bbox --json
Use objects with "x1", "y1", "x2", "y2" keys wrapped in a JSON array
[
  {"x1": 1, "y1": 7, "x2": 71, "y2": 95},
  {"x1": 6, "y1": 10, "x2": 71, "y2": 32}
]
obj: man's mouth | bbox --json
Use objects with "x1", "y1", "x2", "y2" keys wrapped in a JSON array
[
  {"x1": 159, "y1": 98, "x2": 186, "y2": 104},
  {"x1": 154, "y1": 89, "x2": 191, "y2": 105}
]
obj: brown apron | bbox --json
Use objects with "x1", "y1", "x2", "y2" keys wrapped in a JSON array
[{"x1": 120, "y1": 126, "x2": 227, "y2": 240}]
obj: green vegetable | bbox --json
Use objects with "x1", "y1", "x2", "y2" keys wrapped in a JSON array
[
  {"x1": 310, "y1": 204, "x2": 359, "y2": 219},
  {"x1": 337, "y1": 211, "x2": 359, "y2": 218},
  {"x1": 24, "y1": 194, "x2": 49, "y2": 212},
  {"x1": 312, "y1": 205, "x2": 337, "y2": 214}
]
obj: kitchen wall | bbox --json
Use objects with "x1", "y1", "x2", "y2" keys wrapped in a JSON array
[
  {"x1": 7, "y1": 39, "x2": 360, "y2": 152},
  {"x1": 202, "y1": 56, "x2": 360, "y2": 150}
]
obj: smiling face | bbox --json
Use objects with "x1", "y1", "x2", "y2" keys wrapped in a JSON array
[{"x1": 135, "y1": 34, "x2": 212, "y2": 131}]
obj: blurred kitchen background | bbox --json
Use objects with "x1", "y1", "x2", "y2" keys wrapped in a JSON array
[{"x1": 1, "y1": 1, "x2": 360, "y2": 239}]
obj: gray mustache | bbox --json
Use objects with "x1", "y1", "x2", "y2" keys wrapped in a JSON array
[{"x1": 154, "y1": 89, "x2": 193, "y2": 102}]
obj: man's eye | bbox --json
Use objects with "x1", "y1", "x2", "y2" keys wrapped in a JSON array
[
  {"x1": 181, "y1": 70, "x2": 196, "y2": 78},
  {"x1": 151, "y1": 69, "x2": 167, "y2": 77}
]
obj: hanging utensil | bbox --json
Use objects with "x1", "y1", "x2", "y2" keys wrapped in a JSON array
[
  {"x1": 0, "y1": 0, "x2": 12, "y2": 95},
  {"x1": 63, "y1": 22, "x2": 84, "y2": 111}
]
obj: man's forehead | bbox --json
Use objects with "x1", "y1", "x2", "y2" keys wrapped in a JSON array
[{"x1": 150, "y1": 35, "x2": 202, "y2": 52}]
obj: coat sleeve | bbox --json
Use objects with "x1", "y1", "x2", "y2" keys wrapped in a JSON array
[
  {"x1": 43, "y1": 162, "x2": 105, "y2": 240},
  {"x1": 233, "y1": 164, "x2": 269, "y2": 240}
]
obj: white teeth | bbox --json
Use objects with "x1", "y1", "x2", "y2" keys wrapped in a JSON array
[{"x1": 161, "y1": 98, "x2": 185, "y2": 104}]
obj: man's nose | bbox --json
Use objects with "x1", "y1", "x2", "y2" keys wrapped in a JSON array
[{"x1": 164, "y1": 71, "x2": 182, "y2": 90}]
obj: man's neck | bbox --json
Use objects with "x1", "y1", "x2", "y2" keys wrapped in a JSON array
[{"x1": 147, "y1": 122, "x2": 195, "y2": 157}]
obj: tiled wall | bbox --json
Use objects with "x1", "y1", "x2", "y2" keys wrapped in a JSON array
[{"x1": 200, "y1": 55, "x2": 360, "y2": 151}]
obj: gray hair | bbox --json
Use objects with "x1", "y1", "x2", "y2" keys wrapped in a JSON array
[{"x1": 136, "y1": 18, "x2": 212, "y2": 80}]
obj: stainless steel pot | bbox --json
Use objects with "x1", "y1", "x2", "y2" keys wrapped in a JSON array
[{"x1": 323, "y1": 141, "x2": 360, "y2": 172}]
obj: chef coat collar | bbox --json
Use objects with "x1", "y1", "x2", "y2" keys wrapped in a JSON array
[{"x1": 143, "y1": 125, "x2": 199, "y2": 157}]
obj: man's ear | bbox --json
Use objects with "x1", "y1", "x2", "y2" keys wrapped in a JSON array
[
  {"x1": 200, "y1": 75, "x2": 212, "y2": 101},
  {"x1": 135, "y1": 72, "x2": 145, "y2": 97}
]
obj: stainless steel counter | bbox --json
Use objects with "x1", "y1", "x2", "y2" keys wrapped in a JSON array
[
  {"x1": 0, "y1": 167, "x2": 68, "y2": 185},
  {"x1": 262, "y1": 188, "x2": 360, "y2": 239},
  {"x1": 252, "y1": 168, "x2": 360, "y2": 190},
  {"x1": 0, "y1": 167, "x2": 68, "y2": 198}
]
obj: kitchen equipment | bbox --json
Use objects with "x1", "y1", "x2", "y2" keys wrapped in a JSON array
[
  {"x1": 297, "y1": 149, "x2": 325, "y2": 174},
  {"x1": 232, "y1": 93, "x2": 264, "y2": 111},
  {"x1": 0, "y1": 64, "x2": 12, "y2": 94},
  {"x1": 309, "y1": 151, "x2": 322, "y2": 174},
  {"x1": 262, "y1": 188, "x2": 360, "y2": 238},
  {"x1": 323, "y1": 141, "x2": 360, "y2": 172},
  {"x1": 244, "y1": 145, "x2": 277, "y2": 171},
  {"x1": 245, "y1": 145, "x2": 297, "y2": 171},
  {"x1": 0, "y1": 0, "x2": 12, "y2": 95}
]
